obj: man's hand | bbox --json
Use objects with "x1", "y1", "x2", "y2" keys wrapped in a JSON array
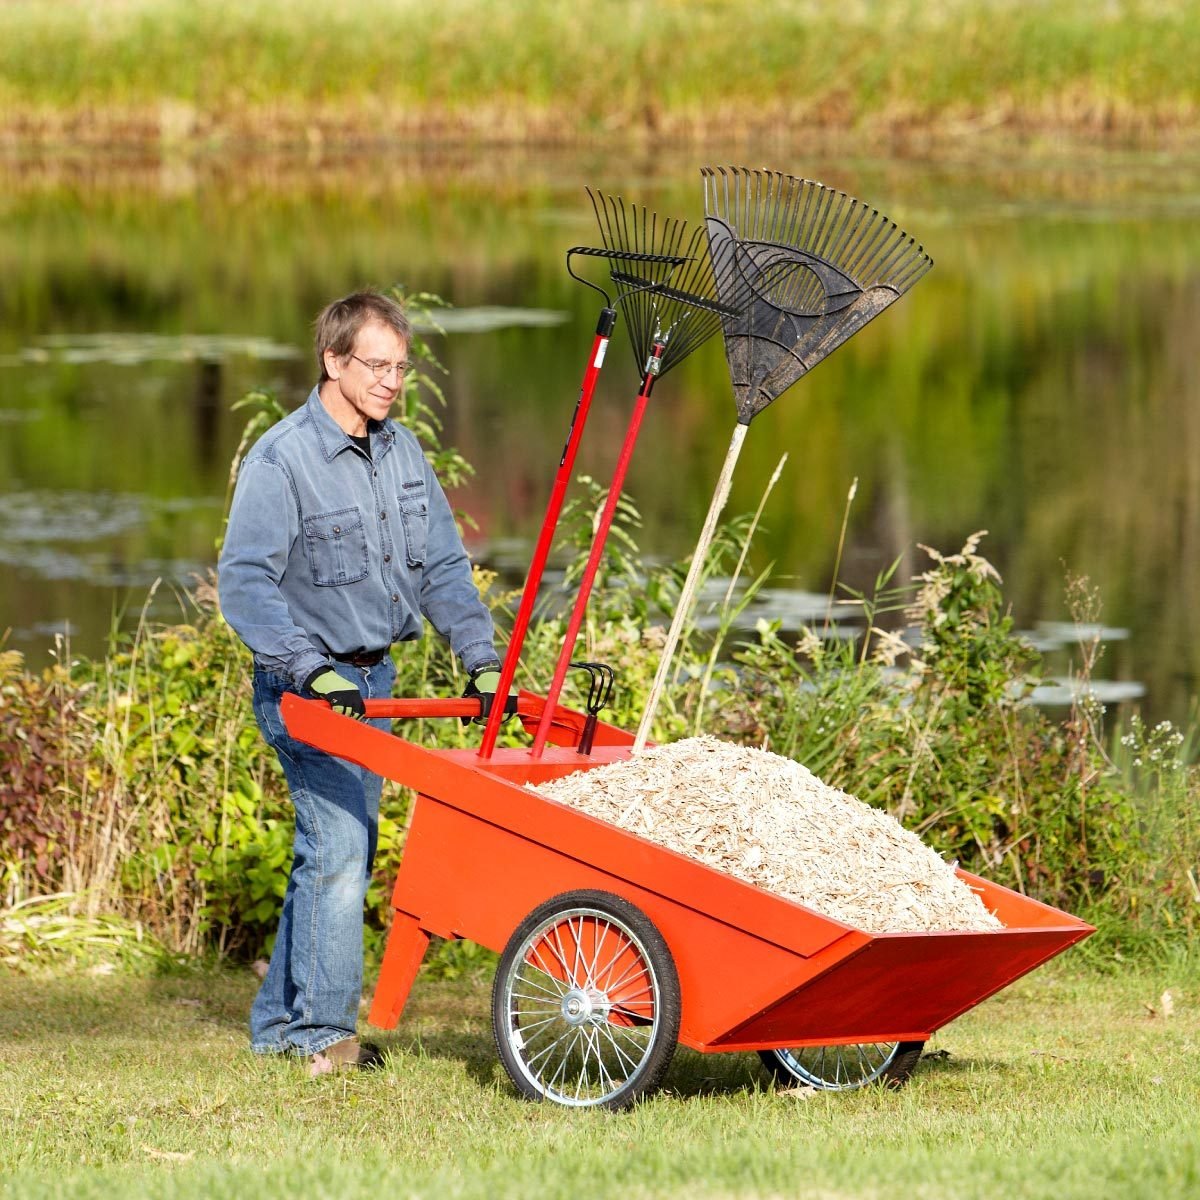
[
  {"x1": 461, "y1": 664, "x2": 503, "y2": 726},
  {"x1": 303, "y1": 667, "x2": 366, "y2": 720}
]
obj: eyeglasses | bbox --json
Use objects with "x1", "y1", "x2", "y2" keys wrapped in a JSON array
[{"x1": 350, "y1": 354, "x2": 411, "y2": 380}]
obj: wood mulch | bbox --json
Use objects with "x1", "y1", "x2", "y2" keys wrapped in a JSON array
[{"x1": 533, "y1": 736, "x2": 1002, "y2": 934}]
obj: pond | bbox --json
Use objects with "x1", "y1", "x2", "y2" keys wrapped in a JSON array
[{"x1": 2, "y1": 145, "x2": 1199, "y2": 723}]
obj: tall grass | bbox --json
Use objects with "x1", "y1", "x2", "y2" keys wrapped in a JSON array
[{"x1": 1, "y1": 0, "x2": 1197, "y2": 144}]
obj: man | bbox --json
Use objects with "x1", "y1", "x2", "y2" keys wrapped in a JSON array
[{"x1": 218, "y1": 291, "x2": 502, "y2": 1075}]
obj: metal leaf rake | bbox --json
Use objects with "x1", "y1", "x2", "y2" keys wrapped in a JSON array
[
  {"x1": 634, "y1": 166, "x2": 934, "y2": 751},
  {"x1": 528, "y1": 188, "x2": 752, "y2": 757}
]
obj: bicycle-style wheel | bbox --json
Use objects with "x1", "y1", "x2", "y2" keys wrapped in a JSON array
[
  {"x1": 492, "y1": 890, "x2": 680, "y2": 1109},
  {"x1": 760, "y1": 1041, "x2": 925, "y2": 1091}
]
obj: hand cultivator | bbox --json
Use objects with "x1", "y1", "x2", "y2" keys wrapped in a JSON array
[{"x1": 282, "y1": 169, "x2": 1092, "y2": 1109}]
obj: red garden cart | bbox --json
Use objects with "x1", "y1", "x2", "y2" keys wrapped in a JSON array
[{"x1": 282, "y1": 692, "x2": 1093, "y2": 1108}]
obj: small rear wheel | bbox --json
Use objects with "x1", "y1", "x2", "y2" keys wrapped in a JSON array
[
  {"x1": 492, "y1": 889, "x2": 680, "y2": 1109},
  {"x1": 760, "y1": 1041, "x2": 925, "y2": 1091}
]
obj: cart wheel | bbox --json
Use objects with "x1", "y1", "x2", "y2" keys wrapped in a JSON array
[
  {"x1": 492, "y1": 890, "x2": 680, "y2": 1110},
  {"x1": 760, "y1": 1041, "x2": 925, "y2": 1091}
]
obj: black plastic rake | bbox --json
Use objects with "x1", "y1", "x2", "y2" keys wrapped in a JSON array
[
  {"x1": 703, "y1": 166, "x2": 933, "y2": 420},
  {"x1": 634, "y1": 166, "x2": 933, "y2": 750}
]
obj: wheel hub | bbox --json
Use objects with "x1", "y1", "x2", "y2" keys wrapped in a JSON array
[{"x1": 560, "y1": 987, "x2": 610, "y2": 1026}]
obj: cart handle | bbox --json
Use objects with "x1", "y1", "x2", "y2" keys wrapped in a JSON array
[
  {"x1": 289, "y1": 692, "x2": 626, "y2": 752},
  {"x1": 362, "y1": 696, "x2": 518, "y2": 720}
]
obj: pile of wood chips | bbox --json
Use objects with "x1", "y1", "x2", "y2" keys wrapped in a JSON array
[{"x1": 532, "y1": 736, "x2": 1002, "y2": 934}]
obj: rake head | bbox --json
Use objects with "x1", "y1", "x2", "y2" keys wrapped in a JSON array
[
  {"x1": 588, "y1": 187, "x2": 749, "y2": 378},
  {"x1": 701, "y1": 166, "x2": 933, "y2": 423}
]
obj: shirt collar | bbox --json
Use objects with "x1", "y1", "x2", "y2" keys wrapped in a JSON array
[{"x1": 305, "y1": 387, "x2": 398, "y2": 463}]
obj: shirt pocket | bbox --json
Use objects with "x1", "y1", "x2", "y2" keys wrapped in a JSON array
[
  {"x1": 398, "y1": 485, "x2": 428, "y2": 568},
  {"x1": 302, "y1": 506, "x2": 369, "y2": 586}
]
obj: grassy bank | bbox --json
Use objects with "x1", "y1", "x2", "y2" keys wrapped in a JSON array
[
  {"x1": 1, "y1": 962, "x2": 1198, "y2": 1198},
  {"x1": 1, "y1": 0, "x2": 1198, "y2": 149}
]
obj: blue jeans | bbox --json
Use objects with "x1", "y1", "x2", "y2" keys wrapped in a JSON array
[{"x1": 248, "y1": 656, "x2": 396, "y2": 1056}]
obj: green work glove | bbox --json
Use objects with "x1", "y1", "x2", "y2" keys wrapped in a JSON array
[
  {"x1": 461, "y1": 664, "x2": 504, "y2": 727},
  {"x1": 303, "y1": 667, "x2": 366, "y2": 720}
]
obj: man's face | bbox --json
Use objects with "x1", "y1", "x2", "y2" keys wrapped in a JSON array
[{"x1": 325, "y1": 320, "x2": 409, "y2": 427}]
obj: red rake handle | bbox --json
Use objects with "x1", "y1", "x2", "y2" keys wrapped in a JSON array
[
  {"x1": 477, "y1": 310, "x2": 617, "y2": 759},
  {"x1": 529, "y1": 348, "x2": 663, "y2": 758}
]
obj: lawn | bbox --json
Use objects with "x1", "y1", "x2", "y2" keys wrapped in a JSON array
[{"x1": 1, "y1": 957, "x2": 1197, "y2": 1199}]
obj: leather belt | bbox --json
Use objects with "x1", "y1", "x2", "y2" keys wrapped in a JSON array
[{"x1": 331, "y1": 648, "x2": 388, "y2": 667}]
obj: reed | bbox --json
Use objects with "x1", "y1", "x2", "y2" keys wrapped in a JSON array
[{"x1": 1, "y1": 0, "x2": 1197, "y2": 145}]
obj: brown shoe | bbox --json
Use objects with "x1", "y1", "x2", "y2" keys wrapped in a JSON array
[{"x1": 307, "y1": 1037, "x2": 385, "y2": 1077}]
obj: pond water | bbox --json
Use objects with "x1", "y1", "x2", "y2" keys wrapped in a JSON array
[{"x1": 3, "y1": 146, "x2": 1199, "y2": 723}]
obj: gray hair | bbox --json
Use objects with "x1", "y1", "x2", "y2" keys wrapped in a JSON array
[{"x1": 314, "y1": 291, "x2": 412, "y2": 383}]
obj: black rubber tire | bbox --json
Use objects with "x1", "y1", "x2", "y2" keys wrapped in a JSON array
[
  {"x1": 492, "y1": 889, "x2": 681, "y2": 1110},
  {"x1": 759, "y1": 1040, "x2": 926, "y2": 1091}
]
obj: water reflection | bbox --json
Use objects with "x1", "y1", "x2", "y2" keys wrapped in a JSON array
[{"x1": 0, "y1": 148, "x2": 1197, "y2": 721}]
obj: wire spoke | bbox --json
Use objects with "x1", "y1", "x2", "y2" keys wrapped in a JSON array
[
  {"x1": 529, "y1": 941, "x2": 570, "y2": 992},
  {"x1": 513, "y1": 969, "x2": 567, "y2": 1002},
  {"x1": 597, "y1": 952, "x2": 649, "y2": 997},
  {"x1": 584, "y1": 1024, "x2": 622, "y2": 1097},
  {"x1": 525, "y1": 1022, "x2": 578, "y2": 1074},
  {"x1": 549, "y1": 923, "x2": 576, "y2": 984},
  {"x1": 584, "y1": 918, "x2": 610, "y2": 985},
  {"x1": 597, "y1": 1020, "x2": 643, "y2": 1075},
  {"x1": 513, "y1": 1012, "x2": 563, "y2": 1038}
]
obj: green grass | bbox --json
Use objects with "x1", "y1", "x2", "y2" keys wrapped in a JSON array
[
  {"x1": 2, "y1": 959, "x2": 1198, "y2": 1198},
  {"x1": 1, "y1": 0, "x2": 1198, "y2": 145}
]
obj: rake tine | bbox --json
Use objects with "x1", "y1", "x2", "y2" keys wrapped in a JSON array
[
  {"x1": 792, "y1": 178, "x2": 818, "y2": 251},
  {"x1": 892, "y1": 256, "x2": 932, "y2": 294},
  {"x1": 723, "y1": 167, "x2": 737, "y2": 235},
  {"x1": 724, "y1": 168, "x2": 744, "y2": 237},
  {"x1": 841, "y1": 213, "x2": 885, "y2": 282},
  {"x1": 752, "y1": 169, "x2": 768, "y2": 242},
  {"x1": 809, "y1": 184, "x2": 838, "y2": 258},
  {"x1": 827, "y1": 200, "x2": 869, "y2": 273},
  {"x1": 768, "y1": 173, "x2": 793, "y2": 245},
  {"x1": 752, "y1": 168, "x2": 770, "y2": 239},
  {"x1": 766, "y1": 171, "x2": 789, "y2": 241},
  {"x1": 871, "y1": 229, "x2": 916, "y2": 286},
  {"x1": 878, "y1": 226, "x2": 920, "y2": 282},
  {"x1": 586, "y1": 187, "x2": 604, "y2": 245},
  {"x1": 816, "y1": 190, "x2": 853, "y2": 263},
  {"x1": 871, "y1": 225, "x2": 920, "y2": 286}
]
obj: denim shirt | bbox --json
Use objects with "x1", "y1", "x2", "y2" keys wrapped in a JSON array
[{"x1": 218, "y1": 388, "x2": 497, "y2": 689}]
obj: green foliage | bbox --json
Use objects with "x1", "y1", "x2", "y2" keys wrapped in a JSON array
[
  {"x1": 386, "y1": 290, "x2": 475, "y2": 497},
  {"x1": 0, "y1": 879, "x2": 168, "y2": 973},
  {"x1": 555, "y1": 474, "x2": 647, "y2": 600},
  {"x1": 1114, "y1": 714, "x2": 1200, "y2": 938},
  {"x1": 2, "y1": 523, "x2": 1198, "y2": 961},
  {"x1": 0, "y1": 647, "x2": 78, "y2": 884},
  {"x1": 729, "y1": 534, "x2": 1181, "y2": 944}
]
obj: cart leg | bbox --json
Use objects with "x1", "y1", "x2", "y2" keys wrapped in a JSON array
[{"x1": 368, "y1": 911, "x2": 431, "y2": 1029}]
